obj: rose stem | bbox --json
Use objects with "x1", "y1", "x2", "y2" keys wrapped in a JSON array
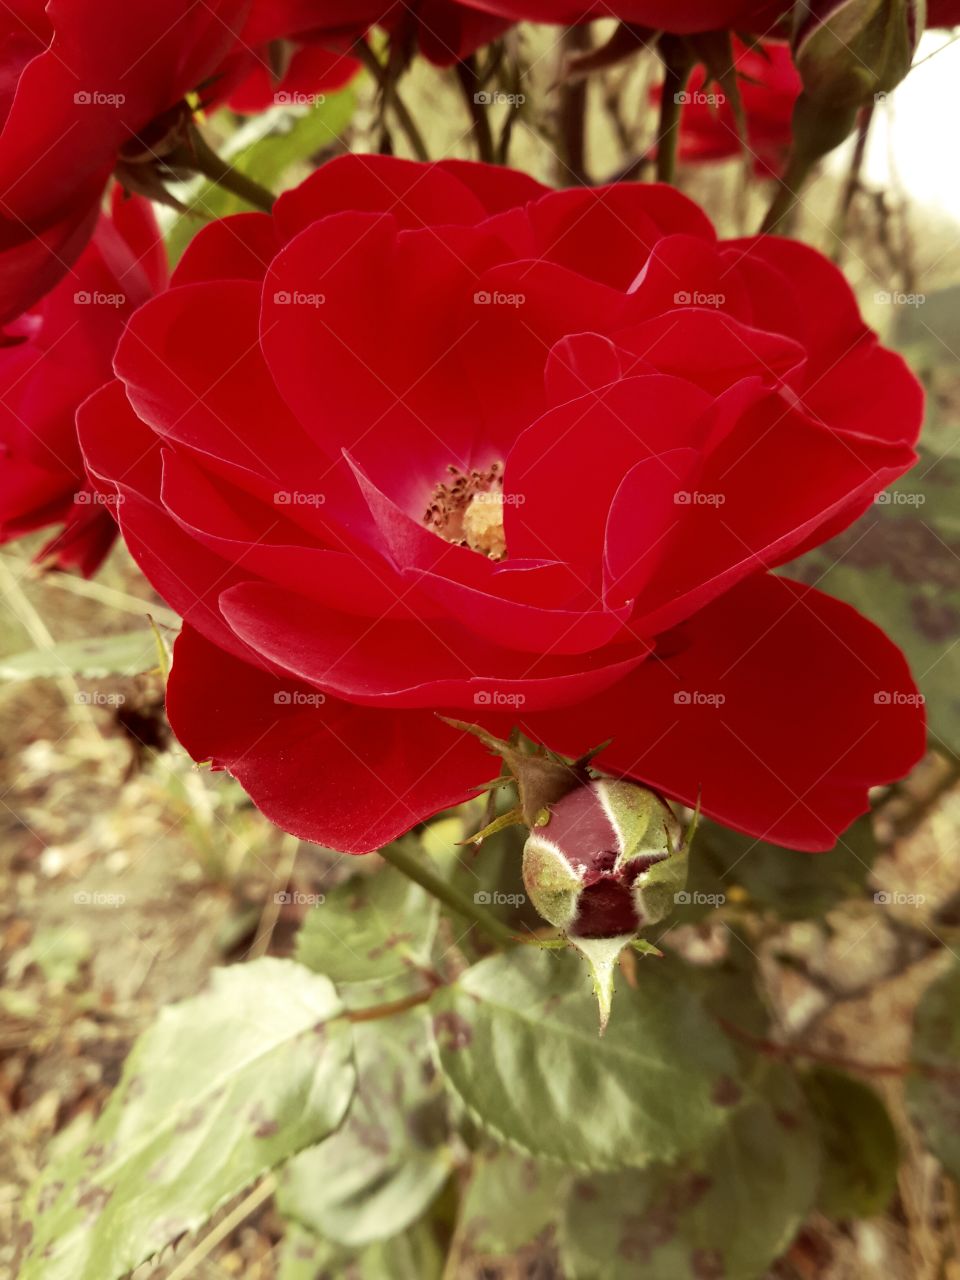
[
  {"x1": 831, "y1": 101, "x2": 874, "y2": 259},
  {"x1": 759, "y1": 149, "x2": 812, "y2": 234},
  {"x1": 557, "y1": 25, "x2": 591, "y2": 185},
  {"x1": 352, "y1": 39, "x2": 431, "y2": 162},
  {"x1": 655, "y1": 36, "x2": 694, "y2": 185},
  {"x1": 455, "y1": 53, "x2": 496, "y2": 164},
  {"x1": 181, "y1": 126, "x2": 276, "y2": 212},
  {"x1": 378, "y1": 839, "x2": 518, "y2": 948}
]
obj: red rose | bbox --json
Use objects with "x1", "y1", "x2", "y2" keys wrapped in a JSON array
[
  {"x1": 456, "y1": 0, "x2": 789, "y2": 35},
  {"x1": 0, "y1": 0, "x2": 258, "y2": 325},
  {"x1": 927, "y1": 0, "x2": 960, "y2": 22},
  {"x1": 0, "y1": 187, "x2": 165, "y2": 575},
  {"x1": 661, "y1": 40, "x2": 800, "y2": 177},
  {"x1": 80, "y1": 155, "x2": 924, "y2": 854}
]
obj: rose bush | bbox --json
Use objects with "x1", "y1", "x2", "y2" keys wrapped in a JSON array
[
  {"x1": 663, "y1": 40, "x2": 800, "y2": 176},
  {"x1": 79, "y1": 155, "x2": 925, "y2": 854},
  {"x1": 0, "y1": 188, "x2": 165, "y2": 575}
]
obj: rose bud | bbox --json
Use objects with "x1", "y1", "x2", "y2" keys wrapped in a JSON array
[
  {"x1": 523, "y1": 778, "x2": 691, "y2": 1031},
  {"x1": 792, "y1": 0, "x2": 921, "y2": 156}
]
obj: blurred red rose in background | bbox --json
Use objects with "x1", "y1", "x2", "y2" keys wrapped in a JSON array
[
  {"x1": 926, "y1": 0, "x2": 960, "y2": 23},
  {"x1": 0, "y1": 188, "x2": 165, "y2": 575},
  {"x1": 0, "y1": 0, "x2": 251, "y2": 326},
  {"x1": 456, "y1": 0, "x2": 789, "y2": 35},
  {"x1": 659, "y1": 39, "x2": 800, "y2": 176},
  {"x1": 80, "y1": 155, "x2": 925, "y2": 853},
  {"x1": 228, "y1": 0, "x2": 513, "y2": 112}
]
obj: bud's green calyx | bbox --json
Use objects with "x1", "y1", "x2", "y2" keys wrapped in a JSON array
[{"x1": 441, "y1": 719, "x2": 698, "y2": 1031}]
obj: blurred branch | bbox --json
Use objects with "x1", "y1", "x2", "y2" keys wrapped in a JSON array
[
  {"x1": 557, "y1": 26, "x2": 591, "y2": 185},
  {"x1": 353, "y1": 38, "x2": 430, "y2": 162},
  {"x1": 455, "y1": 53, "x2": 496, "y2": 163}
]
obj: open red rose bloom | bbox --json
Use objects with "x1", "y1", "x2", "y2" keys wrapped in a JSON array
[{"x1": 79, "y1": 155, "x2": 925, "y2": 854}]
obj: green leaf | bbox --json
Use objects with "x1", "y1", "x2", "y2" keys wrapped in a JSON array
[
  {"x1": 452, "y1": 1147, "x2": 567, "y2": 1262},
  {"x1": 786, "y1": 448, "x2": 960, "y2": 755},
  {"x1": 278, "y1": 1010, "x2": 453, "y2": 1247},
  {"x1": 907, "y1": 960, "x2": 960, "y2": 1178},
  {"x1": 0, "y1": 628, "x2": 166, "y2": 681},
  {"x1": 277, "y1": 1221, "x2": 445, "y2": 1280},
  {"x1": 167, "y1": 89, "x2": 357, "y2": 261},
  {"x1": 19, "y1": 959, "x2": 356, "y2": 1280},
  {"x1": 559, "y1": 1066, "x2": 819, "y2": 1280},
  {"x1": 687, "y1": 814, "x2": 877, "y2": 920},
  {"x1": 802, "y1": 1067, "x2": 899, "y2": 1218},
  {"x1": 430, "y1": 948, "x2": 743, "y2": 1170},
  {"x1": 294, "y1": 854, "x2": 439, "y2": 1010}
]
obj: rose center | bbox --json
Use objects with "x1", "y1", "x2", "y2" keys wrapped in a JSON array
[{"x1": 423, "y1": 463, "x2": 507, "y2": 560}]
